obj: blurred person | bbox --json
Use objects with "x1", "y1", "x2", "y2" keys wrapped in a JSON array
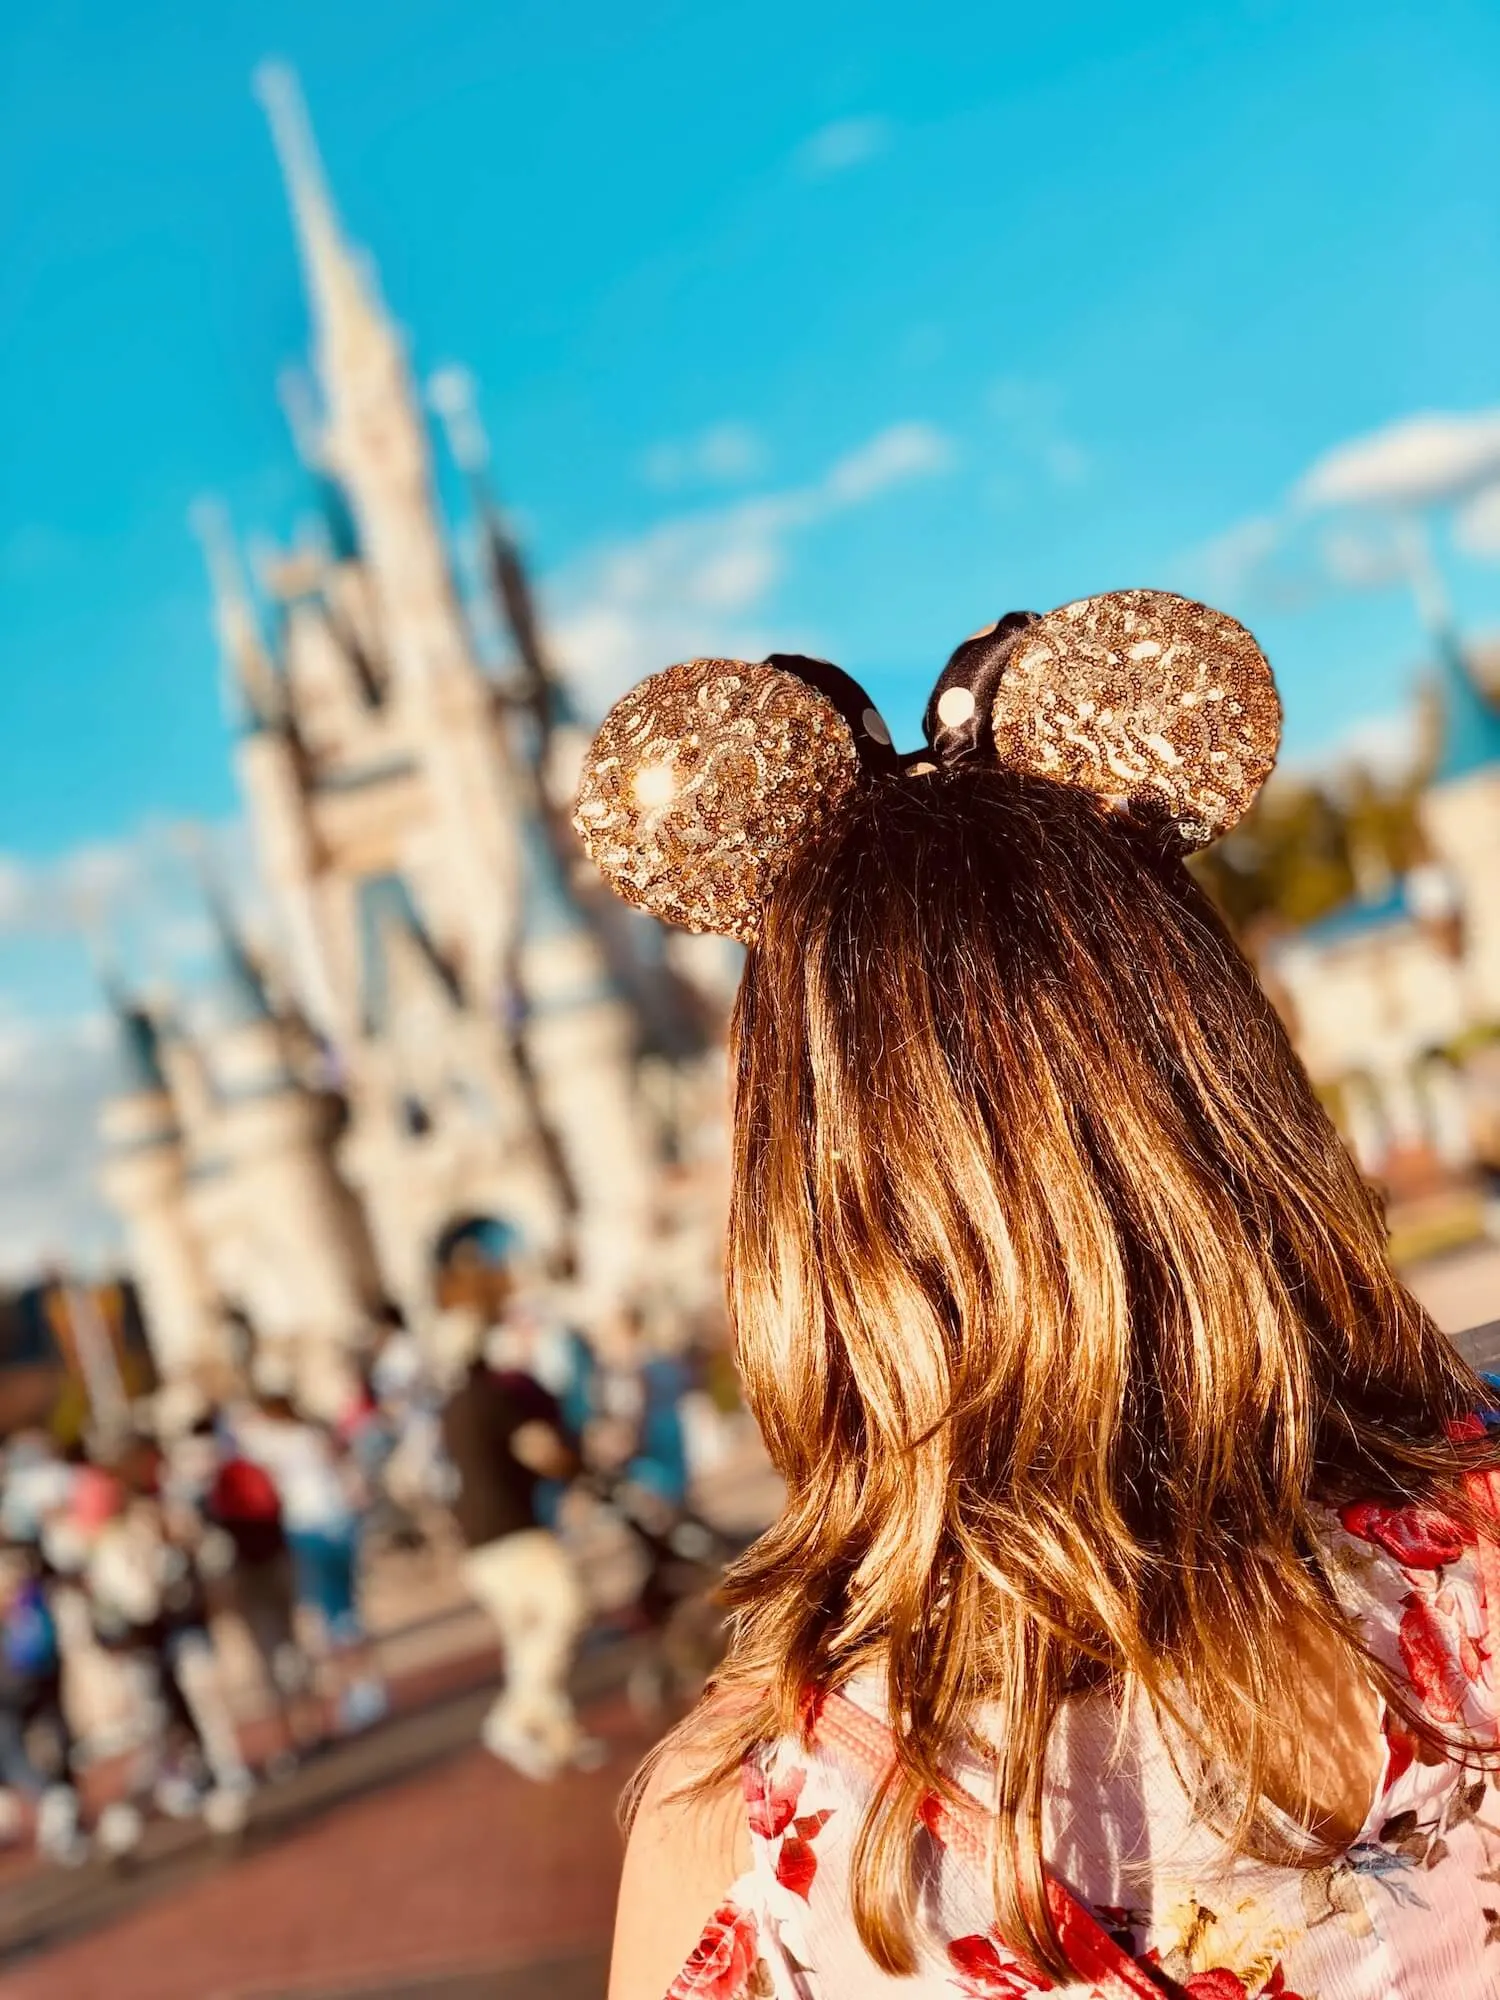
[
  {"x1": 0, "y1": 1434, "x2": 76, "y2": 1551},
  {"x1": 232, "y1": 1391, "x2": 387, "y2": 1735},
  {"x1": 567, "y1": 1307, "x2": 734, "y2": 1717},
  {"x1": 433, "y1": 1305, "x2": 594, "y2": 1781},
  {"x1": 365, "y1": 1301, "x2": 451, "y2": 1549},
  {"x1": 165, "y1": 1414, "x2": 316, "y2": 1771},
  {"x1": 368, "y1": 1299, "x2": 424, "y2": 1416},
  {"x1": 83, "y1": 1442, "x2": 254, "y2": 1841},
  {"x1": 586, "y1": 1301, "x2": 692, "y2": 1535},
  {"x1": 584, "y1": 607, "x2": 1500, "y2": 1998},
  {"x1": 0, "y1": 1540, "x2": 86, "y2": 1865}
]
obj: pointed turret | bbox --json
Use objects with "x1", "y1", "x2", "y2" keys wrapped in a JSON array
[
  {"x1": 204, "y1": 884, "x2": 276, "y2": 1029},
  {"x1": 97, "y1": 979, "x2": 219, "y2": 1383},
  {"x1": 191, "y1": 499, "x2": 282, "y2": 733},
  {"x1": 1432, "y1": 627, "x2": 1500, "y2": 786},
  {"x1": 104, "y1": 977, "x2": 174, "y2": 1105},
  {"x1": 517, "y1": 807, "x2": 611, "y2": 977},
  {"x1": 253, "y1": 62, "x2": 390, "y2": 381},
  {"x1": 429, "y1": 364, "x2": 564, "y2": 756}
]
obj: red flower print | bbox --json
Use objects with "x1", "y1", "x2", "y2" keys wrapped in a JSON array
[
  {"x1": 1399, "y1": 1590, "x2": 1471, "y2": 1723},
  {"x1": 665, "y1": 1899, "x2": 760, "y2": 2000},
  {"x1": 1182, "y1": 1974, "x2": 1249, "y2": 2000},
  {"x1": 1382, "y1": 1710, "x2": 1418, "y2": 1788},
  {"x1": 1183, "y1": 1974, "x2": 1306, "y2": 2000},
  {"x1": 774, "y1": 1834, "x2": 817, "y2": 1899},
  {"x1": 1340, "y1": 1500, "x2": 1467, "y2": 1570},
  {"x1": 741, "y1": 1760, "x2": 806, "y2": 1840},
  {"x1": 946, "y1": 1932, "x2": 1047, "y2": 1997}
]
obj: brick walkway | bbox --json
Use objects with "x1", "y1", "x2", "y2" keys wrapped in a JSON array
[{"x1": 1, "y1": 1692, "x2": 655, "y2": 2000}]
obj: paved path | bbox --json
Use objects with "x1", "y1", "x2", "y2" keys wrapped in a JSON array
[{"x1": 0, "y1": 1679, "x2": 655, "y2": 2000}]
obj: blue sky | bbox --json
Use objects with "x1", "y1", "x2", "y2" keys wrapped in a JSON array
[{"x1": 2, "y1": 0, "x2": 1500, "y2": 1265}]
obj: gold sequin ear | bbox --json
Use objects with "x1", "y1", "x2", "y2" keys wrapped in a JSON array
[
  {"x1": 573, "y1": 657, "x2": 886, "y2": 942},
  {"x1": 989, "y1": 590, "x2": 1282, "y2": 847}
]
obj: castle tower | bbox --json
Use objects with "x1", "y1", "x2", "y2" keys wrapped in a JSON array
[
  {"x1": 98, "y1": 990, "x2": 219, "y2": 1380},
  {"x1": 253, "y1": 64, "x2": 520, "y2": 1014},
  {"x1": 193, "y1": 504, "x2": 339, "y2": 1024},
  {"x1": 427, "y1": 365, "x2": 574, "y2": 801},
  {"x1": 186, "y1": 898, "x2": 381, "y2": 1364},
  {"x1": 1418, "y1": 628, "x2": 1500, "y2": 1021}
]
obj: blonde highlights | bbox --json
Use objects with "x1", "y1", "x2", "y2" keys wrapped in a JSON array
[{"x1": 646, "y1": 767, "x2": 1491, "y2": 1976}]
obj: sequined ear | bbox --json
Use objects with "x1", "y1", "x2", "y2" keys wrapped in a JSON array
[
  {"x1": 988, "y1": 590, "x2": 1281, "y2": 847},
  {"x1": 573, "y1": 657, "x2": 890, "y2": 942}
]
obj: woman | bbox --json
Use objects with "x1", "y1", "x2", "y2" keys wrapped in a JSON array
[{"x1": 578, "y1": 595, "x2": 1500, "y2": 1998}]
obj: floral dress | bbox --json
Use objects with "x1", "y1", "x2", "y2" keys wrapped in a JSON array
[{"x1": 667, "y1": 1502, "x2": 1500, "y2": 1998}]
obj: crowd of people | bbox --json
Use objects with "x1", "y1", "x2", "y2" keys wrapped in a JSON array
[{"x1": 0, "y1": 1262, "x2": 734, "y2": 1873}]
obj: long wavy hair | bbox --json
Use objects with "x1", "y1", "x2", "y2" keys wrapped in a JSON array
[{"x1": 638, "y1": 765, "x2": 1493, "y2": 1977}]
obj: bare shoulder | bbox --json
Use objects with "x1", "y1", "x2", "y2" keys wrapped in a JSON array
[{"x1": 608, "y1": 1733, "x2": 752, "y2": 2000}]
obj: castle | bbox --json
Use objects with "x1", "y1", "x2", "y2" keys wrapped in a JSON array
[
  {"x1": 99, "y1": 69, "x2": 728, "y2": 1406},
  {"x1": 1264, "y1": 623, "x2": 1500, "y2": 1212}
]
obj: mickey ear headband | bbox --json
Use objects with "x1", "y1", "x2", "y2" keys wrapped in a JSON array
[{"x1": 572, "y1": 590, "x2": 1281, "y2": 944}]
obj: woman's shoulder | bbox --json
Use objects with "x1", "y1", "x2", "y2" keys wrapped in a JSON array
[{"x1": 609, "y1": 1733, "x2": 753, "y2": 2000}]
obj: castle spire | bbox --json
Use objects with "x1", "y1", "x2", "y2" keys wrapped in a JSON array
[
  {"x1": 253, "y1": 61, "x2": 383, "y2": 370},
  {"x1": 1395, "y1": 521, "x2": 1500, "y2": 786},
  {"x1": 205, "y1": 884, "x2": 277, "y2": 1029},
  {"x1": 102, "y1": 973, "x2": 173, "y2": 1101},
  {"x1": 428, "y1": 365, "x2": 568, "y2": 754},
  {"x1": 190, "y1": 498, "x2": 281, "y2": 732},
  {"x1": 1432, "y1": 627, "x2": 1500, "y2": 786}
]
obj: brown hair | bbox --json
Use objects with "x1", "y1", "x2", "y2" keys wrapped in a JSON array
[{"x1": 636, "y1": 763, "x2": 1496, "y2": 1976}]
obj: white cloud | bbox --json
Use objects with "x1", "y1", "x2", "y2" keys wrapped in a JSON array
[
  {"x1": 1184, "y1": 408, "x2": 1500, "y2": 610},
  {"x1": 1295, "y1": 410, "x2": 1500, "y2": 511},
  {"x1": 0, "y1": 839, "x2": 141, "y2": 939},
  {"x1": 1188, "y1": 515, "x2": 1287, "y2": 601},
  {"x1": 1312, "y1": 515, "x2": 1425, "y2": 594},
  {"x1": 1456, "y1": 482, "x2": 1500, "y2": 560},
  {"x1": 552, "y1": 420, "x2": 952, "y2": 699},
  {"x1": 641, "y1": 422, "x2": 766, "y2": 492},
  {"x1": 1276, "y1": 708, "x2": 1422, "y2": 786},
  {"x1": 795, "y1": 115, "x2": 891, "y2": 178},
  {"x1": 1182, "y1": 511, "x2": 1430, "y2": 616},
  {"x1": 823, "y1": 421, "x2": 952, "y2": 503},
  {"x1": 0, "y1": 826, "x2": 248, "y2": 945}
]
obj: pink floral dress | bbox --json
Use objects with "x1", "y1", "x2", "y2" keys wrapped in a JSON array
[{"x1": 667, "y1": 1502, "x2": 1500, "y2": 1998}]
